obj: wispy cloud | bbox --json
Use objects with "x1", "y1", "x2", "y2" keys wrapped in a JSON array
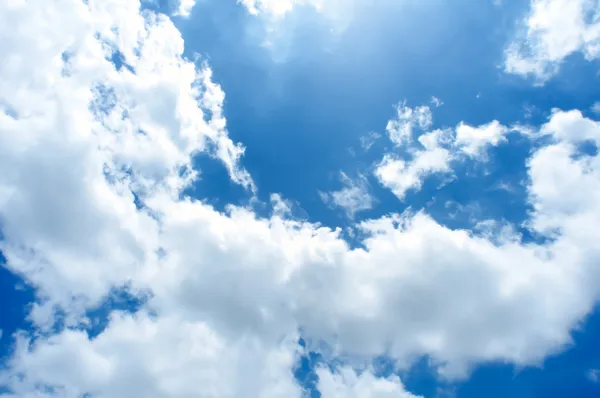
[
  {"x1": 505, "y1": 0, "x2": 600, "y2": 83},
  {"x1": 320, "y1": 172, "x2": 375, "y2": 218}
]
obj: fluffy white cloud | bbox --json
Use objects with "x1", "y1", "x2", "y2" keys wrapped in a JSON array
[
  {"x1": 505, "y1": 0, "x2": 600, "y2": 81},
  {"x1": 375, "y1": 104, "x2": 511, "y2": 200},
  {"x1": 0, "y1": 0, "x2": 253, "y2": 317},
  {"x1": 3, "y1": 0, "x2": 600, "y2": 396},
  {"x1": 375, "y1": 148, "x2": 451, "y2": 200},
  {"x1": 375, "y1": 105, "x2": 451, "y2": 199},
  {"x1": 365, "y1": 108, "x2": 600, "y2": 377},
  {"x1": 320, "y1": 173, "x2": 375, "y2": 218},
  {"x1": 386, "y1": 102, "x2": 434, "y2": 147},
  {"x1": 2, "y1": 311, "x2": 302, "y2": 398},
  {"x1": 455, "y1": 120, "x2": 510, "y2": 159},
  {"x1": 174, "y1": 0, "x2": 196, "y2": 17},
  {"x1": 317, "y1": 366, "x2": 421, "y2": 398}
]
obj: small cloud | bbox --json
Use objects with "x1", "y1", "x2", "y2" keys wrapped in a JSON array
[
  {"x1": 592, "y1": 102, "x2": 600, "y2": 114},
  {"x1": 386, "y1": 101, "x2": 433, "y2": 146},
  {"x1": 375, "y1": 146, "x2": 452, "y2": 201},
  {"x1": 270, "y1": 193, "x2": 293, "y2": 217},
  {"x1": 523, "y1": 104, "x2": 537, "y2": 119},
  {"x1": 488, "y1": 180, "x2": 516, "y2": 193},
  {"x1": 173, "y1": 0, "x2": 196, "y2": 17},
  {"x1": 431, "y1": 96, "x2": 444, "y2": 107},
  {"x1": 320, "y1": 173, "x2": 375, "y2": 219},
  {"x1": 587, "y1": 369, "x2": 600, "y2": 383},
  {"x1": 360, "y1": 131, "x2": 381, "y2": 151},
  {"x1": 454, "y1": 120, "x2": 510, "y2": 159}
]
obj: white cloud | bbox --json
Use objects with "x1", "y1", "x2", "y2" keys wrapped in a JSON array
[
  {"x1": 317, "y1": 366, "x2": 421, "y2": 398},
  {"x1": 0, "y1": 0, "x2": 253, "y2": 316},
  {"x1": 239, "y1": 0, "x2": 322, "y2": 18},
  {"x1": 505, "y1": 0, "x2": 600, "y2": 82},
  {"x1": 526, "y1": 112, "x2": 600, "y2": 236},
  {"x1": 376, "y1": 104, "x2": 512, "y2": 200},
  {"x1": 455, "y1": 120, "x2": 510, "y2": 159},
  {"x1": 375, "y1": 147, "x2": 451, "y2": 200},
  {"x1": 174, "y1": 0, "x2": 196, "y2": 17},
  {"x1": 3, "y1": 312, "x2": 302, "y2": 398},
  {"x1": 540, "y1": 108, "x2": 600, "y2": 144},
  {"x1": 431, "y1": 96, "x2": 444, "y2": 108},
  {"x1": 3, "y1": 0, "x2": 600, "y2": 396},
  {"x1": 386, "y1": 102, "x2": 433, "y2": 146},
  {"x1": 321, "y1": 173, "x2": 375, "y2": 218}
]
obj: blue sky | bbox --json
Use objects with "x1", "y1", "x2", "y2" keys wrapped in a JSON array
[{"x1": 2, "y1": 0, "x2": 600, "y2": 397}]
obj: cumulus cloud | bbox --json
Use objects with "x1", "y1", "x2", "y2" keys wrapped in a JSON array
[
  {"x1": 174, "y1": 0, "x2": 196, "y2": 17},
  {"x1": 375, "y1": 146, "x2": 451, "y2": 200},
  {"x1": 3, "y1": 0, "x2": 600, "y2": 397},
  {"x1": 320, "y1": 173, "x2": 375, "y2": 218},
  {"x1": 455, "y1": 120, "x2": 510, "y2": 159},
  {"x1": 375, "y1": 104, "x2": 511, "y2": 200},
  {"x1": 3, "y1": 311, "x2": 302, "y2": 398},
  {"x1": 376, "y1": 105, "x2": 450, "y2": 200},
  {"x1": 505, "y1": 0, "x2": 600, "y2": 82},
  {"x1": 386, "y1": 102, "x2": 434, "y2": 147},
  {"x1": 0, "y1": 0, "x2": 254, "y2": 317},
  {"x1": 317, "y1": 366, "x2": 421, "y2": 398}
]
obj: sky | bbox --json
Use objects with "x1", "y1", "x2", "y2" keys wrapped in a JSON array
[{"x1": 1, "y1": 0, "x2": 600, "y2": 397}]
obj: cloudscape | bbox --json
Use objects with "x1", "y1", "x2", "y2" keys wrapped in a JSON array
[{"x1": 1, "y1": 0, "x2": 600, "y2": 397}]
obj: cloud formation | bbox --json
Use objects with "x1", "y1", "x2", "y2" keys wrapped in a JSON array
[
  {"x1": 375, "y1": 103, "x2": 512, "y2": 200},
  {"x1": 320, "y1": 173, "x2": 375, "y2": 218},
  {"x1": 505, "y1": 0, "x2": 600, "y2": 82},
  {"x1": 2, "y1": 1, "x2": 600, "y2": 397},
  {"x1": 317, "y1": 366, "x2": 421, "y2": 398}
]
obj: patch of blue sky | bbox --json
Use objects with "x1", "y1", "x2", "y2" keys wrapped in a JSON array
[
  {"x1": 173, "y1": 0, "x2": 600, "y2": 232},
  {"x1": 83, "y1": 286, "x2": 151, "y2": 339},
  {"x1": 0, "y1": 266, "x2": 35, "y2": 365}
]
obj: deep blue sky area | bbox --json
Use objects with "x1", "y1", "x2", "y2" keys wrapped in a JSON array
[{"x1": 2, "y1": 0, "x2": 600, "y2": 397}]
